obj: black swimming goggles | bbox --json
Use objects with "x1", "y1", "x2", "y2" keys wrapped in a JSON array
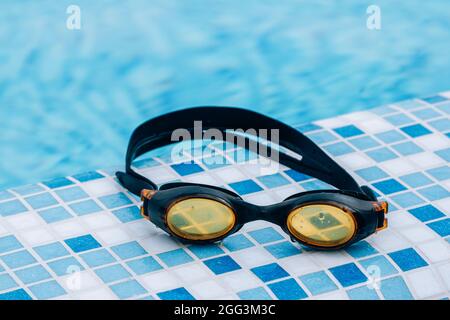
[{"x1": 117, "y1": 107, "x2": 388, "y2": 250}]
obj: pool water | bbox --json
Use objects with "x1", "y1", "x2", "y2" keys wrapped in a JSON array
[{"x1": 1, "y1": 0, "x2": 450, "y2": 188}]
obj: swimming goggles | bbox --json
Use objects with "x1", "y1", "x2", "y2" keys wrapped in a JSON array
[{"x1": 117, "y1": 107, "x2": 388, "y2": 250}]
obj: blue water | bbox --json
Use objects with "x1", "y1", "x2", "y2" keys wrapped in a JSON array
[{"x1": 1, "y1": 0, "x2": 450, "y2": 188}]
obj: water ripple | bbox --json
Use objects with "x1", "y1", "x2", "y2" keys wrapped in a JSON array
[{"x1": 0, "y1": 0, "x2": 449, "y2": 188}]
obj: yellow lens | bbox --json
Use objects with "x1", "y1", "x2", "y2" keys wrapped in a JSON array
[
  {"x1": 287, "y1": 204, "x2": 356, "y2": 247},
  {"x1": 166, "y1": 198, "x2": 236, "y2": 241}
]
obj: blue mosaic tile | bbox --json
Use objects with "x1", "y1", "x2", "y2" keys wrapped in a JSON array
[
  {"x1": 348, "y1": 136, "x2": 380, "y2": 150},
  {"x1": 157, "y1": 287, "x2": 195, "y2": 300},
  {"x1": 359, "y1": 255, "x2": 398, "y2": 277},
  {"x1": 0, "y1": 235, "x2": 23, "y2": 254},
  {"x1": 98, "y1": 193, "x2": 132, "y2": 209},
  {"x1": 284, "y1": 169, "x2": 311, "y2": 182},
  {"x1": 392, "y1": 141, "x2": 424, "y2": 156},
  {"x1": 307, "y1": 130, "x2": 337, "y2": 144},
  {"x1": 64, "y1": 234, "x2": 102, "y2": 253},
  {"x1": 12, "y1": 184, "x2": 45, "y2": 196},
  {"x1": 110, "y1": 280, "x2": 147, "y2": 299},
  {"x1": 0, "y1": 273, "x2": 17, "y2": 291},
  {"x1": 426, "y1": 166, "x2": 450, "y2": 181},
  {"x1": 47, "y1": 257, "x2": 84, "y2": 276},
  {"x1": 0, "y1": 288, "x2": 32, "y2": 300},
  {"x1": 422, "y1": 95, "x2": 448, "y2": 104},
  {"x1": 222, "y1": 234, "x2": 255, "y2": 252},
  {"x1": 390, "y1": 192, "x2": 425, "y2": 208},
  {"x1": 384, "y1": 113, "x2": 414, "y2": 126},
  {"x1": 345, "y1": 241, "x2": 378, "y2": 259},
  {"x1": 69, "y1": 199, "x2": 102, "y2": 216},
  {"x1": 355, "y1": 166, "x2": 388, "y2": 182},
  {"x1": 29, "y1": 280, "x2": 66, "y2": 299},
  {"x1": 333, "y1": 125, "x2": 364, "y2": 138},
  {"x1": 251, "y1": 263, "x2": 289, "y2": 282},
  {"x1": 428, "y1": 118, "x2": 450, "y2": 132},
  {"x1": 133, "y1": 158, "x2": 159, "y2": 169},
  {"x1": 257, "y1": 173, "x2": 290, "y2": 188},
  {"x1": 25, "y1": 193, "x2": 58, "y2": 209},
  {"x1": 15, "y1": 265, "x2": 51, "y2": 284},
  {"x1": 375, "y1": 130, "x2": 407, "y2": 144},
  {"x1": 203, "y1": 255, "x2": 241, "y2": 275},
  {"x1": 112, "y1": 206, "x2": 142, "y2": 223},
  {"x1": 418, "y1": 185, "x2": 450, "y2": 201},
  {"x1": 400, "y1": 172, "x2": 433, "y2": 188},
  {"x1": 329, "y1": 263, "x2": 368, "y2": 287},
  {"x1": 33, "y1": 242, "x2": 69, "y2": 261},
  {"x1": 228, "y1": 148, "x2": 259, "y2": 163},
  {"x1": 301, "y1": 180, "x2": 333, "y2": 191},
  {"x1": 372, "y1": 105, "x2": 397, "y2": 115},
  {"x1": 111, "y1": 241, "x2": 147, "y2": 260},
  {"x1": 397, "y1": 99, "x2": 425, "y2": 109},
  {"x1": 126, "y1": 256, "x2": 162, "y2": 275},
  {"x1": 237, "y1": 287, "x2": 272, "y2": 300},
  {"x1": 268, "y1": 278, "x2": 307, "y2": 300},
  {"x1": 372, "y1": 179, "x2": 407, "y2": 195},
  {"x1": 0, "y1": 190, "x2": 14, "y2": 201},
  {"x1": 42, "y1": 177, "x2": 74, "y2": 189},
  {"x1": 95, "y1": 264, "x2": 131, "y2": 283},
  {"x1": 0, "y1": 199, "x2": 28, "y2": 217},
  {"x1": 80, "y1": 249, "x2": 116, "y2": 268},
  {"x1": 413, "y1": 108, "x2": 442, "y2": 120},
  {"x1": 386, "y1": 202, "x2": 400, "y2": 212},
  {"x1": 157, "y1": 248, "x2": 194, "y2": 267},
  {"x1": 323, "y1": 142, "x2": 354, "y2": 156},
  {"x1": 229, "y1": 179, "x2": 263, "y2": 195},
  {"x1": 202, "y1": 155, "x2": 230, "y2": 169},
  {"x1": 435, "y1": 148, "x2": 450, "y2": 162},
  {"x1": 408, "y1": 205, "x2": 446, "y2": 222},
  {"x1": 264, "y1": 241, "x2": 301, "y2": 259},
  {"x1": 388, "y1": 248, "x2": 428, "y2": 271},
  {"x1": 296, "y1": 123, "x2": 322, "y2": 133},
  {"x1": 427, "y1": 218, "x2": 450, "y2": 237},
  {"x1": 155, "y1": 145, "x2": 184, "y2": 163},
  {"x1": 1, "y1": 250, "x2": 37, "y2": 269},
  {"x1": 347, "y1": 285, "x2": 379, "y2": 300},
  {"x1": 299, "y1": 271, "x2": 338, "y2": 296},
  {"x1": 188, "y1": 244, "x2": 225, "y2": 259},
  {"x1": 401, "y1": 124, "x2": 432, "y2": 137},
  {"x1": 72, "y1": 171, "x2": 104, "y2": 182},
  {"x1": 248, "y1": 227, "x2": 284, "y2": 244},
  {"x1": 438, "y1": 102, "x2": 450, "y2": 114},
  {"x1": 366, "y1": 147, "x2": 398, "y2": 162},
  {"x1": 38, "y1": 206, "x2": 73, "y2": 223},
  {"x1": 188, "y1": 144, "x2": 211, "y2": 158},
  {"x1": 380, "y1": 276, "x2": 413, "y2": 300},
  {"x1": 171, "y1": 162, "x2": 203, "y2": 176}
]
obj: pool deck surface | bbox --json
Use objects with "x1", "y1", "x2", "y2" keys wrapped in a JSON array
[{"x1": 0, "y1": 92, "x2": 449, "y2": 300}]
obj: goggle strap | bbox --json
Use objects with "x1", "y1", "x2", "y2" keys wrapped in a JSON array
[{"x1": 118, "y1": 106, "x2": 365, "y2": 197}]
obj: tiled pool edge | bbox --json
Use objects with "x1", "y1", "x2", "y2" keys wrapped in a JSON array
[{"x1": 0, "y1": 91, "x2": 449, "y2": 300}]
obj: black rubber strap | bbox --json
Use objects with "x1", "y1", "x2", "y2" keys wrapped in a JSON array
[{"x1": 116, "y1": 106, "x2": 366, "y2": 197}]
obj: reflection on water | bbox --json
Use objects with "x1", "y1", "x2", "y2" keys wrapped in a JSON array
[{"x1": 0, "y1": 0, "x2": 450, "y2": 188}]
